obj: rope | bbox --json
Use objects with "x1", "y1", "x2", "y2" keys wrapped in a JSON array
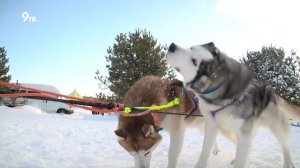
[
  {"x1": 0, "y1": 81, "x2": 203, "y2": 117},
  {"x1": 154, "y1": 111, "x2": 203, "y2": 117},
  {"x1": 0, "y1": 81, "x2": 123, "y2": 113},
  {"x1": 120, "y1": 109, "x2": 153, "y2": 117},
  {"x1": 0, "y1": 82, "x2": 106, "y2": 104}
]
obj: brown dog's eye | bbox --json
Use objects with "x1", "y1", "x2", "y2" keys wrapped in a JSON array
[{"x1": 192, "y1": 58, "x2": 197, "y2": 66}]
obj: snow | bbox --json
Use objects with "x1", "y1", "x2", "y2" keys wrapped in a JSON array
[{"x1": 0, "y1": 105, "x2": 299, "y2": 168}]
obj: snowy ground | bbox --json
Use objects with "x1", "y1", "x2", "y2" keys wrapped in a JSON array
[{"x1": 0, "y1": 105, "x2": 299, "y2": 168}]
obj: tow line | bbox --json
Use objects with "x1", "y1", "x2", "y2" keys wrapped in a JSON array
[
  {"x1": 0, "y1": 81, "x2": 187, "y2": 117},
  {"x1": 0, "y1": 81, "x2": 123, "y2": 114}
]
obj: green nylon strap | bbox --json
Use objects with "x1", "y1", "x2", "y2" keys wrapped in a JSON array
[{"x1": 123, "y1": 98, "x2": 181, "y2": 114}]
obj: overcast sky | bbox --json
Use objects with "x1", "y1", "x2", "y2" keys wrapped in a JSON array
[{"x1": 1, "y1": 0, "x2": 299, "y2": 96}]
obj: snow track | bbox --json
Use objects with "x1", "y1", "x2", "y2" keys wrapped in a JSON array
[{"x1": 0, "y1": 106, "x2": 299, "y2": 168}]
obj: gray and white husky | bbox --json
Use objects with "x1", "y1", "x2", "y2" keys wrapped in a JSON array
[{"x1": 166, "y1": 42, "x2": 300, "y2": 168}]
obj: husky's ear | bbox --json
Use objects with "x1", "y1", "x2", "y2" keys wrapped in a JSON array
[
  {"x1": 142, "y1": 124, "x2": 155, "y2": 138},
  {"x1": 202, "y1": 42, "x2": 222, "y2": 60},
  {"x1": 114, "y1": 128, "x2": 127, "y2": 139}
]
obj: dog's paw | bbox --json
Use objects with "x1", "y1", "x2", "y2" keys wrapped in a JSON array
[
  {"x1": 212, "y1": 142, "x2": 220, "y2": 155},
  {"x1": 212, "y1": 149, "x2": 219, "y2": 155},
  {"x1": 212, "y1": 147, "x2": 220, "y2": 155}
]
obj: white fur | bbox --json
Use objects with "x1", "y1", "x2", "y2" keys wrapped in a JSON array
[
  {"x1": 161, "y1": 115, "x2": 220, "y2": 168},
  {"x1": 129, "y1": 139, "x2": 162, "y2": 168},
  {"x1": 144, "y1": 125, "x2": 155, "y2": 138},
  {"x1": 166, "y1": 45, "x2": 213, "y2": 83},
  {"x1": 167, "y1": 43, "x2": 295, "y2": 168},
  {"x1": 133, "y1": 150, "x2": 152, "y2": 168},
  {"x1": 126, "y1": 114, "x2": 220, "y2": 168}
]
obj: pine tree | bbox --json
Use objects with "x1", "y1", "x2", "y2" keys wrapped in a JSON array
[
  {"x1": 0, "y1": 47, "x2": 11, "y2": 82},
  {"x1": 0, "y1": 47, "x2": 11, "y2": 93},
  {"x1": 95, "y1": 29, "x2": 175, "y2": 102},
  {"x1": 242, "y1": 45, "x2": 300, "y2": 105},
  {"x1": 293, "y1": 50, "x2": 300, "y2": 72}
]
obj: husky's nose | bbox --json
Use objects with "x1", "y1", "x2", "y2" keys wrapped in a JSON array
[{"x1": 168, "y1": 43, "x2": 177, "y2": 52}]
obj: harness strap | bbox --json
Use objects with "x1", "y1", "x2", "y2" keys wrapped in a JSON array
[
  {"x1": 151, "y1": 112, "x2": 160, "y2": 127},
  {"x1": 151, "y1": 112, "x2": 163, "y2": 132},
  {"x1": 185, "y1": 92, "x2": 200, "y2": 119},
  {"x1": 210, "y1": 78, "x2": 260, "y2": 118},
  {"x1": 211, "y1": 98, "x2": 238, "y2": 118},
  {"x1": 201, "y1": 81, "x2": 224, "y2": 95}
]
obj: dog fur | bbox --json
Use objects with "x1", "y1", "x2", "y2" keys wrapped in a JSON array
[
  {"x1": 115, "y1": 75, "x2": 221, "y2": 168},
  {"x1": 166, "y1": 42, "x2": 300, "y2": 168}
]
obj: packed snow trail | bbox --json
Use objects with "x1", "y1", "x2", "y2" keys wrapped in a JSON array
[{"x1": 0, "y1": 105, "x2": 299, "y2": 167}]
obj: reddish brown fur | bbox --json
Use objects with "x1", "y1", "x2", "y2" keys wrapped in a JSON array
[{"x1": 115, "y1": 75, "x2": 198, "y2": 152}]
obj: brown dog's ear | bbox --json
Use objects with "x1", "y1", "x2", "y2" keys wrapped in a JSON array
[
  {"x1": 170, "y1": 79, "x2": 184, "y2": 87},
  {"x1": 166, "y1": 78, "x2": 184, "y2": 99},
  {"x1": 115, "y1": 128, "x2": 127, "y2": 139},
  {"x1": 142, "y1": 124, "x2": 155, "y2": 138}
]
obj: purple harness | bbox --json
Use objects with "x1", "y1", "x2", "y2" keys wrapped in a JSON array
[
  {"x1": 209, "y1": 79, "x2": 258, "y2": 118},
  {"x1": 210, "y1": 98, "x2": 238, "y2": 118}
]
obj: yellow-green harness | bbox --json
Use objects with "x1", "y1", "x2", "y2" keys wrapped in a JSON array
[{"x1": 123, "y1": 98, "x2": 181, "y2": 114}]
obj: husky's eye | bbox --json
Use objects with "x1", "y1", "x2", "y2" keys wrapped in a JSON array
[
  {"x1": 191, "y1": 58, "x2": 197, "y2": 66},
  {"x1": 175, "y1": 67, "x2": 181, "y2": 72},
  {"x1": 144, "y1": 151, "x2": 150, "y2": 157}
]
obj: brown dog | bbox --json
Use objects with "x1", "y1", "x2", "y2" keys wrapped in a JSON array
[{"x1": 115, "y1": 75, "x2": 220, "y2": 168}]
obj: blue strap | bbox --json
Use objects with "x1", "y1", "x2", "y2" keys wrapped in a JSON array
[
  {"x1": 155, "y1": 127, "x2": 164, "y2": 132},
  {"x1": 201, "y1": 81, "x2": 224, "y2": 94},
  {"x1": 291, "y1": 122, "x2": 300, "y2": 127}
]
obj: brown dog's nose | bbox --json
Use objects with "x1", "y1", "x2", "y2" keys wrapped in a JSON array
[{"x1": 168, "y1": 43, "x2": 177, "y2": 52}]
